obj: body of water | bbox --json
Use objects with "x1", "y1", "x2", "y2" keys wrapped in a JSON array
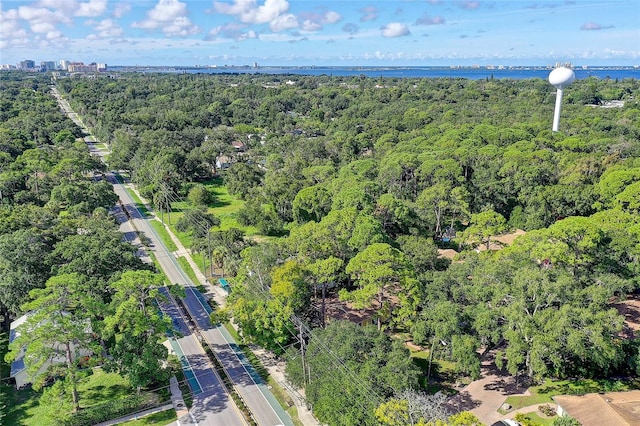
[{"x1": 117, "y1": 66, "x2": 639, "y2": 80}]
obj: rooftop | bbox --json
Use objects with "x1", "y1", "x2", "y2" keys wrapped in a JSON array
[{"x1": 553, "y1": 390, "x2": 640, "y2": 426}]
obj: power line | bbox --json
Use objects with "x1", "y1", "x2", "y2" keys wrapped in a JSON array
[
  {"x1": 96, "y1": 131, "x2": 387, "y2": 418},
  {"x1": 146, "y1": 181, "x2": 386, "y2": 412}
]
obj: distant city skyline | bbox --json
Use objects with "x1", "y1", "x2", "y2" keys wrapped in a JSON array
[{"x1": 1, "y1": 0, "x2": 639, "y2": 67}]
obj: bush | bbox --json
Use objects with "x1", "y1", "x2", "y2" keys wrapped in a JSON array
[
  {"x1": 514, "y1": 413, "x2": 536, "y2": 426},
  {"x1": 552, "y1": 415, "x2": 581, "y2": 426},
  {"x1": 538, "y1": 404, "x2": 556, "y2": 416},
  {"x1": 64, "y1": 394, "x2": 158, "y2": 426},
  {"x1": 188, "y1": 184, "x2": 212, "y2": 206}
]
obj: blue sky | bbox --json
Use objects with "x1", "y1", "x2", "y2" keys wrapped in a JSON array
[{"x1": 1, "y1": 1, "x2": 639, "y2": 66}]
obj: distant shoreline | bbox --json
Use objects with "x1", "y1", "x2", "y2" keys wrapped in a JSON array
[
  {"x1": 111, "y1": 65, "x2": 638, "y2": 71},
  {"x1": 107, "y1": 65, "x2": 639, "y2": 80}
]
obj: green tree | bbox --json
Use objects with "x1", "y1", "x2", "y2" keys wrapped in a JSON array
[
  {"x1": 463, "y1": 210, "x2": 507, "y2": 250},
  {"x1": 52, "y1": 215, "x2": 145, "y2": 296},
  {"x1": 293, "y1": 185, "x2": 332, "y2": 223},
  {"x1": 271, "y1": 260, "x2": 311, "y2": 312},
  {"x1": 374, "y1": 193, "x2": 418, "y2": 237},
  {"x1": 0, "y1": 227, "x2": 52, "y2": 317},
  {"x1": 223, "y1": 162, "x2": 263, "y2": 199},
  {"x1": 198, "y1": 126, "x2": 235, "y2": 175},
  {"x1": 102, "y1": 271, "x2": 173, "y2": 390},
  {"x1": 48, "y1": 179, "x2": 118, "y2": 215},
  {"x1": 286, "y1": 321, "x2": 420, "y2": 426},
  {"x1": 341, "y1": 243, "x2": 418, "y2": 329},
  {"x1": 187, "y1": 183, "x2": 213, "y2": 206},
  {"x1": 396, "y1": 235, "x2": 443, "y2": 275},
  {"x1": 5, "y1": 273, "x2": 99, "y2": 412}
]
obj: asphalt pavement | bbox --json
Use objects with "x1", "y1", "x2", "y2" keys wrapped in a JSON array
[{"x1": 110, "y1": 173, "x2": 248, "y2": 426}]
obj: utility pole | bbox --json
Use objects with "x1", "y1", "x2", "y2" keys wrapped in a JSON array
[
  {"x1": 321, "y1": 283, "x2": 326, "y2": 329},
  {"x1": 299, "y1": 321, "x2": 306, "y2": 386},
  {"x1": 207, "y1": 230, "x2": 213, "y2": 277}
]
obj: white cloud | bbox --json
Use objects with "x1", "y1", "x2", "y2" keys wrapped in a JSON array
[
  {"x1": 359, "y1": 6, "x2": 377, "y2": 22},
  {"x1": 298, "y1": 10, "x2": 342, "y2": 32},
  {"x1": 381, "y1": 22, "x2": 410, "y2": 37},
  {"x1": 163, "y1": 17, "x2": 197, "y2": 36},
  {"x1": 0, "y1": 9, "x2": 19, "y2": 35},
  {"x1": 46, "y1": 29, "x2": 64, "y2": 40},
  {"x1": 34, "y1": 0, "x2": 106, "y2": 17},
  {"x1": 324, "y1": 11, "x2": 341, "y2": 24},
  {"x1": 580, "y1": 22, "x2": 614, "y2": 31},
  {"x1": 458, "y1": 1, "x2": 480, "y2": 10},
  {"x1": 93, "y1": 18, "x2": 123, "y2": 37},
  {"x1": 270, "y1": 13, "x2": 298, "y2": 32},
  {"x1": 132, "y1": 0, "x2": 200, "y2": 37},
  {"x1": 76, "y1": 0, "x2": 107, "y2": 17},
  {"x1": 113, "y1": 3, "x2": 131, "y2": 18},
  {"x1": 0, "y1": 9, "x2": 31, "y2": 49},
  {"x1": 18, "y1": 5, "x2": 71, "y2": 33},
  {"x1": 37, "y1": 0, "x2": 76, "y2": 14},
  {"x1": 214, "y1": 0, "x2": 290, "y2": 25},
  {"x1": 210, "y1": 22, "x2": 242, "y2": 37},
  {"x1": 209, "y1": 22, "x2": 256, "y2": 40},
  {"x1": 301, "y1": 20, "x2": 321, "y2": 32}
]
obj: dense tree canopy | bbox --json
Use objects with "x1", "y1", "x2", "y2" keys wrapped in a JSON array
[
  {"x1": 49, "y1": 71, "x2": 640, "y2": 423},
  {"x1": 1, "y1": 74, "x2": 174, "y2": 418}
]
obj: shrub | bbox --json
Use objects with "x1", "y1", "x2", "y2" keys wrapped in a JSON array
[
  {"x1": 64, "y1": 394, "x2": 158, "y2": 426},
  {"x1": 538, "y1": 404, "x2": 556, "y2": 416}
]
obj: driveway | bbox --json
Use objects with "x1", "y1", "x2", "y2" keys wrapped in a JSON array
[{"x1": 448, "y1": 353, "x2": 530, "y2": 425}]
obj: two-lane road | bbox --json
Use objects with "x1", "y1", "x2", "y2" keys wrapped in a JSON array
[{"x1": 108, "y1": 172, "x2": 247, "y2": 426}]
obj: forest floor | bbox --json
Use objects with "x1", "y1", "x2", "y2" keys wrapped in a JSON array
[{"x1": 614, "y1": 293, "x2": 640, "y2": 339}]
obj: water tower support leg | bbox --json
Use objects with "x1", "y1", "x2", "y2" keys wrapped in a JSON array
[{"x1": 552, "y1": 88, "x2": 564, "y2": 132}]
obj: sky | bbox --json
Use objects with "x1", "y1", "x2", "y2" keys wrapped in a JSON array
[{"x1": 1, "y1": 0, "x2": 639, "y2": 67}]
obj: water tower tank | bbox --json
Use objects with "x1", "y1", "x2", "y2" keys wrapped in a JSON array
[
  {"x1": 549, "y1": 67, "x2": 575, "y2": 89},
  {"x1": 549, "y1": 66, "x2": 576, "y2": 131}
]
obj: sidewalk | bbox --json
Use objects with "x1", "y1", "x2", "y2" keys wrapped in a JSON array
[{"x1": 126, "y1": 184, "x2": 321, "y2": 426}]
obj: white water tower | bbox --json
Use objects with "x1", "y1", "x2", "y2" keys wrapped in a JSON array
[{"x1": 549, "y1": 64, "x2": 575, "y2": 132}]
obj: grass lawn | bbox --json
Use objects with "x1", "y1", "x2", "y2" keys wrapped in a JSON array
[
  {"x1": 504, "y1": 377, "x2": 640, "y2": 411},
  {"x1": 119, "y1": 409, "x2": 177, "y2": 425},
  {"x1": 159, "y1": 178, "x2": 259, "y2": 279},
  {"x1": 177, "y1": 256, "x2": 199, "y2": 285},
  {"x1": 77, "y1": 369, "x2": 133, "y2": 406},
  {"x1": 207, "y1": 179, "x2": 258, "y2": 234},
  {"x1": 2, "y1": 382, "x2": 42, "y2": 425},
  {"x1": 3, "y1": 369, "x2": 134, "y2": 426},
  {"x1": 168, "y1": 179, "x2": 258, "y2": 238},
  {"x1": 410, "y1": 349, "x2": 463, "y2": 393},
  {"x1": 149, "y1": 220, "x2": 178, "y2": 252},
  {"x1": 515, "y1": 411, "x2": 555, "y2": 426}
]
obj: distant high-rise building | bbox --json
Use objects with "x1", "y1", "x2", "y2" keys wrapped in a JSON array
[
  {"x1": 60, "y1": 60, "x2": 70, "y2": 71},
  {"x1": 68, "y1": 62, "x2": 98, "y2": 73},
  {"x1": 19, "y1": 60, "x2": 35, "y2": 70},
  {"x1": 97, "y1": 63, "x2": 107, "y2": 71},
  {"x1": 41, "y1": 61, "x2": 56, "y2": 71}
]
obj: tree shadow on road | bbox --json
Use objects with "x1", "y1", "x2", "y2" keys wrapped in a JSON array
[
  {"x1": 483, "y1": 376, "x2": 529, "y2": 396},
  {"x1": 447, "y1": 390, "x2": 481, "y2": 412}
]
